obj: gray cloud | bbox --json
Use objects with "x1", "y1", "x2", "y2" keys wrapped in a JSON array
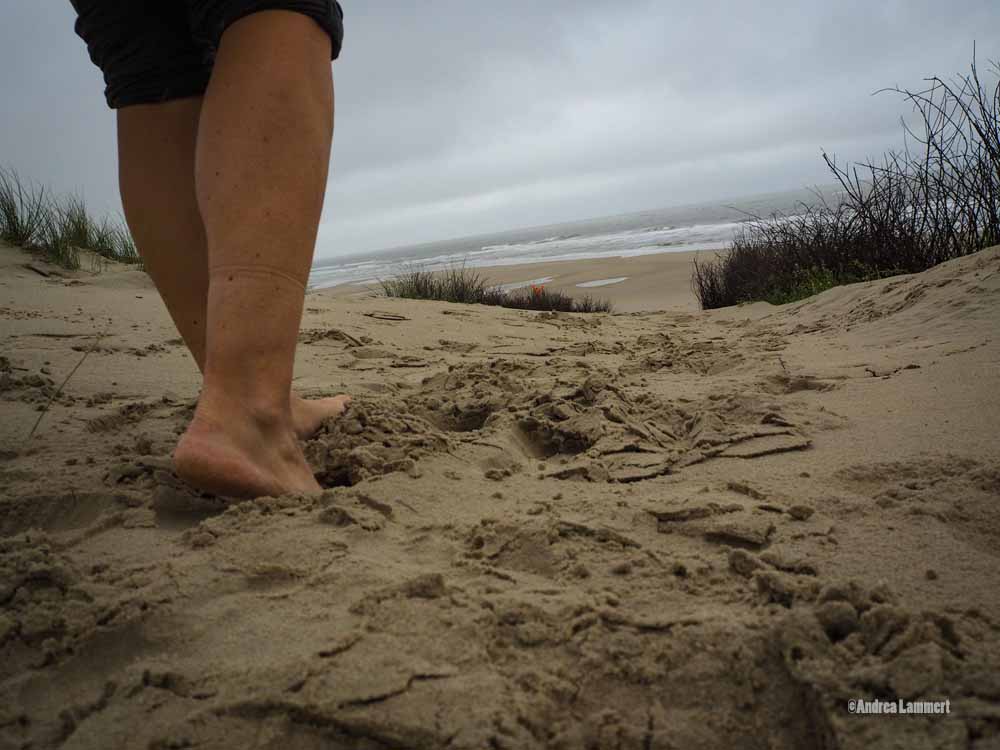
[{"x1": 2, "y1": 1, "x2": 998, "y2": 259}]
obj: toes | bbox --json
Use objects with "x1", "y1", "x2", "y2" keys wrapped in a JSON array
[{"x1": 293, "y1": 394, "x2": 351, "y2": 438}]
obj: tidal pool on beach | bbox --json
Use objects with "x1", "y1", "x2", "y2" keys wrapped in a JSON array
[
  {"x1": 498, "y1": 276, "x2": 554, "y2": 291},
  {"x1": 575, "y1": 276, "x2": 628, "y2": 288}
]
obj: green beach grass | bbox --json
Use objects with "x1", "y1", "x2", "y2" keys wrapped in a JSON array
[
  {"x1": 380, "y1": 265, "x2": 612, "y2": 313},
  {"x1": 0, "y1": 167, "x2": 141, "y2": 271}
]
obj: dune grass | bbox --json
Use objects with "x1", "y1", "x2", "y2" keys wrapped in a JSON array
[
  {"x1": 0, "y1": 167, "x2": 142, "y2": 270},
  {"x1": 379, "y1": 265, "x2": 612, "y2": 313},
  {"x1": 693, "y1": 55, "x2": 1000, "y2": 309}
]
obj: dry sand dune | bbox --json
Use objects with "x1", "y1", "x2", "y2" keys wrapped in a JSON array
[{"x1": 1, "y1": 242, "x2": 999, "y2": 749}]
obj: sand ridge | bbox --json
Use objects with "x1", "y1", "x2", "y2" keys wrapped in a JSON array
[{"x1": 1, "y1": 243, "x2": 999, "y2": 748}]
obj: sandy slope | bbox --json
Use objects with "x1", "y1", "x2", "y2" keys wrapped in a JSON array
[{"x1": 1, "y1": 242, "x2": 999, "y2": 749}]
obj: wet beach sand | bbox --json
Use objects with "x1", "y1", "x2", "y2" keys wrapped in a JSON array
[
  {"x1": 2, "y1": 240, "x2": 1000, "y2": 749},
  {"x1": 321, "y1": 249, "x2": 707, "y2": 313}
]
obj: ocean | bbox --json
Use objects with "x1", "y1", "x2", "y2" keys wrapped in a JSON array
[{"x1": 308, "y1": 185, "x2": 842, "y2": 290}]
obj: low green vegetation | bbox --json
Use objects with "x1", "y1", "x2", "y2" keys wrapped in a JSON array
[
  {"x1": 693, "y1": 56, "x2": 1000, "y2": 308},
  {"x1": 0, "y1": 167, "x2": 141, "y2": 270},
  {"x1": 761, "y1": 266, "x2": 851, "y2": 307},
  {"x1": 380, "y1": 266, "x2": 612, "y2": 313}
]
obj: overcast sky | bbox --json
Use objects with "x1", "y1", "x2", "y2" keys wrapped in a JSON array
[{"x1": 2, "y1": 2, "x2": 998, "y2": 261}]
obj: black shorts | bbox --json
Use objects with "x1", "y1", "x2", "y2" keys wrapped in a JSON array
[{"x1": 70, "y1": 0, "x2": 344, "y2": 109}]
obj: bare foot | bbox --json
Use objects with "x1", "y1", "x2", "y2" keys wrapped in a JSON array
[
  {"x1": 174, "y1": 401, "x2": 322, "y2": 498},
  {"x1": 291, "y1": 393, "x2": 351, "y2": 439}
]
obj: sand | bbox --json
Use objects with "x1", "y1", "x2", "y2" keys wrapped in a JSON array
[
  {"x1": 320, "y1": 249, "x2": 708, "y2": 313},
  {"x1": 1, "y1": 240, "x2": 999, "y2": 749}
]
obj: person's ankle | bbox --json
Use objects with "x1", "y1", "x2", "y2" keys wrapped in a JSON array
[{"x1": 195, "y1": 389, "x2": 294, "y2": 435}]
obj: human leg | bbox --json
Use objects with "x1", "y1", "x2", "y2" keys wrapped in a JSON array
[
  {"x1": 173, "y1": 10, "x2": 338, "y2": 497},
  {"x1": 71, "y1": 1, "x2": 346, "y2": 495},
  {"x1": 116, "y1": 99, "x2": 350, "y2": 439}
]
